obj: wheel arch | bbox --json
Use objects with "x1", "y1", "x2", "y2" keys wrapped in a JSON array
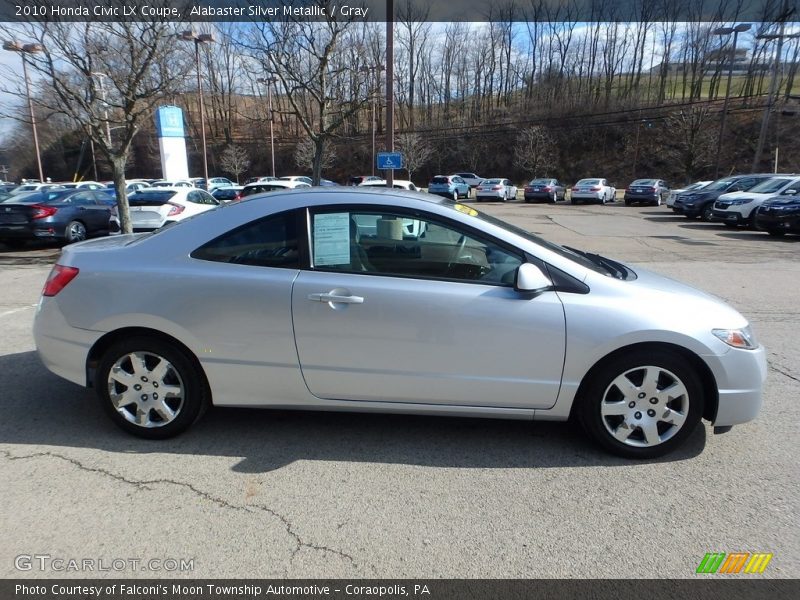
[
  {"x1": 570, "y1": 341, "x2": 719, "y2": 423},
  {"x1": 86, "y1": 327, "x2": 211, "y2": 400}
]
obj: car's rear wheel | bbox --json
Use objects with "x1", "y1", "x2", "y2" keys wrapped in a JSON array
[
  {"x1": 452, "y1": 190, "x2": 458, "y2": 201},
  {"x1": 65, "y1": 221, "x2": 87, "y2": 243},
  {"x1": 701, "y1": 205, "x2": 713, "y2": 221},
  {"x1": 576, "y1": 349, "x2": 704, "y2": 459},
  {"x1": 96, "y1": 336, "x2": 208, "y2": 439},
  {"x1": 551, "y1": 192, "x2": 558, "y2": 203}
]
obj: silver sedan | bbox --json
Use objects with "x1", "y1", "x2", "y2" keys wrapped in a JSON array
[{"x1": 33, "y1": 189, "x2": 766, "y2": 458}]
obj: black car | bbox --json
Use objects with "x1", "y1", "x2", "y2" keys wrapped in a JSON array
[
  {"x1": 349, "y1": 175, "x2": 381, "y2": 186},
  {"x1": 672, "y1": 174, "x2": 775, "y2": 220},
  {"x1": 523, "y1": 178, "x2": 567, "y2": 203},
  {"x1": 755, "y1": 193, "x2": 800, "y2": 237},
  {"x1": 0, "y1": 189, "x2": 116, "y2": 248},
  {"x1": 624, "y1": 179, "x2": 670, "y2": 206}
]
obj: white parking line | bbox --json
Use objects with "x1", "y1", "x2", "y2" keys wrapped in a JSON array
[{"x1": 0, "y1": 305, "x2": 36, "y2": 319}]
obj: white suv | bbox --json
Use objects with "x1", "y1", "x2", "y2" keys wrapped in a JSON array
[{"x1": 711, "y1": 176, "x2": 800, "y2": 228}]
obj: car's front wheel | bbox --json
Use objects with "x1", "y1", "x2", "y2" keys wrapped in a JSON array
[
  {"x1": 576, "y1": 349, "x2": 704, "y2": 458},
  {"x1": 65, "y1": 220, "x2": 87, "y2": 243},
  {"x1": 96, "y1": 336, "x2": 208, "y2": 439}
]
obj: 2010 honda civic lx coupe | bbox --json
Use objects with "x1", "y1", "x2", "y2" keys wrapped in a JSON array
[{"x1": 33, "y1": 189, "x2": 767, "y2": 458}]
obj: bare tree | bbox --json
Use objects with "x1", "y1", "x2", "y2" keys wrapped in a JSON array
[
  {"x1": 514, "y1": 126, "x2": 556, "y2": 178},
  {"x1": 0, "y1": 10, "x2": 188, "y2": 234},
  {"x1": 664, "y1": 105, "x2": 716, "y2": 179},
  {"x1": 396, "y1": 132, "x2": 432, "y2": 182},
  {"x1": 294, "y1": 137, "x2": 336, "y2": 172},
  {"x1": 219, "y1": 145, "x2": 251, "y2": 184},
  {"x1": 244, "y1": 3, "x2": 378, "y2": 184}
]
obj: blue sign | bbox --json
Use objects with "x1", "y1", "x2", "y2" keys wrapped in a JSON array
[
  {"x1": 155, "y1": 106, "x2": 185, "y2": 138},
  {"x1": 377, "y1": 152, "x2": 404, "y2": 170}
]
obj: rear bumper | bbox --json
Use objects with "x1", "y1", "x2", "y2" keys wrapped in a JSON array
[
  {"x1": 624, "y1": 194, "x2": 659, "y2": 202},
  {"x1": 524, "y1": 192, "x2": 555, "y2": 200},
  {"x1": 0, "y1": 224, "x2": 63, "y2": 239}
]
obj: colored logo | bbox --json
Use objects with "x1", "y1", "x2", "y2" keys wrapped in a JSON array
[{"x1": 696, "y1": 552, "x2": 773, "y2": 574}]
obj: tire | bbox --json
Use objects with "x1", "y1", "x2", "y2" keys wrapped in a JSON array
[
  {"x1": 655, "y1": 196, "x2": 662, "y2": 207},
  {"x1": 576, "y1": 349, "x2": 704, "y2": 459},
  {"x1": 748, "y1": 211, "x2": 760, "y2": 231},
  {"x1": 625, "y1": 199, "x2": 632, "y2": 206},
  {"x1": 723, "y1": 222, "x2": 737, "y2": 228},
  {"x1": 551, "y1": 193, "x2": 558, "y2": 203},
  {"x1": 571, "y1": 198, "x2": 577, "y2": 205},
  {"x1": 767, "y1": 229, "x2": 786, "y2": 237},
  {"x1": 65, "y1": 220, "x2": 87, "y2": 243},
  {"x1": 96, "y1": 336, "x2": 209, "y2": 439},
  {"x1": 524, "y1": 197, "x2": 532, "y2": 204},
  {"x1": 701, "y1": 204, "x2": 713, "y2": 222},
  {"x1": 452, "y1": 190, "x2": 458, "y2": 201}
]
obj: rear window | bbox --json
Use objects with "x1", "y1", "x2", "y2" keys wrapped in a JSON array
[
  {"x1": 214, "y1": 189, "x2": 241, "y2": 199},
  {"x1": 631, "y1": 179, "x2": 656, "y2": 186},
  {"x1": 128, "y1": 190, "x2": 177, "y2": 204},
  {"x1": 529, "y1": 179, "x2": 553, "y2": 185},
  {"x1": 430, "y1": 177, "x2": 450, "y2": 184}
]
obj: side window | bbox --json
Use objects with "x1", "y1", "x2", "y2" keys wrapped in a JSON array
[
  {"x1": 201, "y1": 191, "x2": 218, "y2": 205},
  {"x1": 191, "y1": 211, "x2": 299, "y2": 268},
  {"x1": 70, "y1": 192, "x2": 94, "y2": 206},
  {"x1": 310, "y1": 209, "x2": 523, "y2": 285}
]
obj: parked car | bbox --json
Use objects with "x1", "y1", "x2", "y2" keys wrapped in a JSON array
[
  {"x1": 33, "y1": 188, "x2": 766, "y2": 459},
  {"x1": 754, "y1": 193, "x2": 800, "y2": 236},
  {"x1": 358, "y1": 179, "x2": 419, "y2": 191},
  {"x1": 475, "y1": 178, "x2": 518, "y2": 202},
  {"x1": 666, "y1": 181, "x2": 711, "y2": 208},
  {"x1": 0, "y1": 191, "x2": 13, "y2": 203},
  {"x1": 212, "y1": 186, "x2": 245, "y2": 203},
  {"x1": 711, "y1": 176, "x2": 800, "y2": 228},
  {"x1": 108, "y1": 187, "x2": 220, "y2": 233},
  {"x1": 427, "y1": 175, "x2": 471, "y2": 200},
  {"x1": 244, "y1": 176, "x2": 278, "y2": 185},
  {"x1": 673, "y1": 174, "x2": 775, "y2": 221},
  {"x1": 455, "y1": 172, "x2": 485, "y2": 188},
  {"x1": 624, "y1": 179, "x2": 670, "y2": 206},
  {"x1": 280, "y1": 176, "x2": 313, "y2": 185},
  {"x1": 10, "y1": 182, "x2": 64, "y2": 195},
  {"x1": 240, "y1": 180, "x2": 311, "y2": 198},
  {"x1": 570, "y1": 178, "x2": 616, "y2": 204},
  {"x1": 150, "y1": 179, "x2": 195, "y2": 188},
  {"x1": 58, "y1": 181, "x2": 106, "y2": 190},
  {"x1": 523, "y1": 178, "x2": 567, "y2": 203},
  {"x1": 0, "y1": 189, "x2": 116, "y2": 247},
  {"x1": 319, "y1": 179, "x2": 340, "y2": 187},
  {"x1": 349, "y1": 175, "x2": 382, "y2": 186},
  {"x1": 105, "y1": 181, "x2": 151, "y2": 194},
  {"x1": 205, "y1": 177, "x2": 236, "y2": 192}
]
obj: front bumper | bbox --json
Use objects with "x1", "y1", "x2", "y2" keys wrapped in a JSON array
[
  {"x1": 711, "y1": 209, "x2": 747, "y2": 224},
  {"x1": 755, "y1": 212, "x2": 800, "y2": 232},
  {"x1": 707, "y1": 344, "x2": 768, "y2": 427}
]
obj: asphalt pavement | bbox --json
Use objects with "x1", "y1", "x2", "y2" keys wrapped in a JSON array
[{"x1": 0, "y1": 201, "x2": 797, "y2": 579}]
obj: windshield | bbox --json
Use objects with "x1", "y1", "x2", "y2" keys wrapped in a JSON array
[
  {"x1": 441, "y1": 200, "x2": 630, "y2": 279},
  {"x1": 577, "y1": 179, "x2": 600, "y2": 185},
  {"x1": 705, "y1": 179, "x2": 737, "y2": 191},
  {"x1": 129, "y1": 190, "x2": 177, "y2": 203},
  {"x1": 685, "y1": 182, "x2": 708, "y2": 191},
  {"x1": 484, "y1": 179, "x2": 503, "y2": 184},
  {"x1": 748, "y1": 178, "x2": 795, "y2": 194}
]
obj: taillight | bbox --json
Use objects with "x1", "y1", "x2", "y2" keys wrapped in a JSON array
[
  {"x1": 572, "y1": 187, "x2": 579, "y2": 191},
  {"x1": 590, "y1": 186, "x2": 601, "y2": 191},
  {"x1": 167, "y1": 202, "x2": 185, "y2": 217},
  {"x1": 235, "y1": 192, "x2": 242, "y2": 200},
  {"x1": 476, "y1": 186, "x2": 483, "y2": 191},
  {"x1": 31, "y1": 205, "x2": 58, "y2": 220},
  {"x1": 543, "y1": 186, "x2": 552, "y2": 192},
  {"x1": 491, "y1": 186, "x2": 501, "y2": 190},
  {"x1": 649, "y1": 187, "x2": 657, "y2": 192},
  {"x1": 42, "y1": 265, "x2": 79, "y2": 297}
]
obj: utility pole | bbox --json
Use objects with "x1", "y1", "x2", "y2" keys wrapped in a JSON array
[{"x1": 386, "y1": 0, "x2": 394, "y2": 188}]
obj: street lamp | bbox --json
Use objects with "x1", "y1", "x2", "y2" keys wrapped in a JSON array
[
  {"x1": 257, "y1": 76, "x2": 278, "y2": 178},
  {"x1": 178, "y1": 30, "x2": 215, "y2": 187},
  {"x1": 752, "y1": 28, "x2": 800, "y2": 172},
  {"x1": 712, "y1": 23, "x2": 751, "y2": 178},
  {"x1": 359, "y1": 65, "x2": 384, "y2": 176},
  {"x1": 3, "y1": 41, "x2": 45, "y2": 182}
]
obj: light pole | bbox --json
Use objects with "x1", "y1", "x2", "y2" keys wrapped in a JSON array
[
  {"x1": 712, "y1": 23, "x2": 751, "y2": 178},
  {"x1": 257, "y1": 76, "x2": 278, "y2": 178},
  {"x1": 752, "y1": 28, "x2": 800, "y2": 172},
  {"x1": 386, "y1": 0, "x2": 395, "y2": 187},
  {"x1": 179, "y1": 30, "x2": 215, "y2": 187},
  {"x1": 90, "y1": 72, "x2": 113, "y2": 147},
  {"x1": 360, "y1": 65, "x2": 384, "y2": 176},
  {"x1": 3, "y1": 41, "x2": 44, "y2": 182}
]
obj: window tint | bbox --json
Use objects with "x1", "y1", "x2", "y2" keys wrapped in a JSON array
[
  {"x1": 192, "y1": 211, "x2": 299, "y2": 268},
  {"x1": 430, "y1": 177, "x2": 450, "y2": 184},
  {"x1": 310, "y1": 209, "x2": 523, "y2": 285}
]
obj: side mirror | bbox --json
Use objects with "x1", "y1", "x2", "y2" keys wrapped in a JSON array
[{"x1": 515, "y1": 263, "x2": 552, "y2": 293}]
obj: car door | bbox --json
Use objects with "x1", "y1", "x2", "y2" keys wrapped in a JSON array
[
  {"x1": 291, "y1": 206, "x2": 567, "y2": 409},
  {"x1": 68, "y1": 192, "x2": 107, "y2": 232}
]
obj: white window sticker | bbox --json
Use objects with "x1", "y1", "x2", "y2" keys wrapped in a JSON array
[{"x1": 313, "y1": 213, "x2": 351, "y2": 266}]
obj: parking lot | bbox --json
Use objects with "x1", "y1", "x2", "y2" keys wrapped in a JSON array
[{"x1": 0, "y1": 200, "x2": 797, "y2": 579}]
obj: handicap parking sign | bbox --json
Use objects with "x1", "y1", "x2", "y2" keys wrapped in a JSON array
[{"x1": 377, "y1": 152, "x2": 404, "y2": 170}]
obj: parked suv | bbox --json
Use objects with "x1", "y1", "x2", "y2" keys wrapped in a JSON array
[
  {"x1": 673, "y1": 174, "x2": 775, "y2": 220},
  {"x1": 712, "y1": 176, "x2": 800, "y2": 228},
  {"x1": 755, "y1": 192, "x2": 800, "y2": 236},
  {"x1": 427, "y1": 175, "x2": 471, "y2": 200},
  {"x1": 454, "y1": 172, "x2": 484, "y2": 188}
]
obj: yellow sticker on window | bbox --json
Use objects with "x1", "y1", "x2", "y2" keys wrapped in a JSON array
[{"x1": 453, "y1": 203, "x2": 479, "y2": 217}]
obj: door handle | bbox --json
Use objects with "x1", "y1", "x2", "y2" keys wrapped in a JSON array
[{"x1": 308, "y1": 292, "x2": 364, "y2": 304}]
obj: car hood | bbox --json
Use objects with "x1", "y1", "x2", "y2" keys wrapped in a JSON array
[
  {"x1": 763, "y1": 197, "x2": 800, "y2": 207},
  {"x1": 718, "y1": 191, "x2": 777, "y2": 201}
]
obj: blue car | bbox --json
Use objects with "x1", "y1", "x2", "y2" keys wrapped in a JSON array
[
  {"x1": 427, "y1": 175, "x2": 471, "y2": 200},
  {"x1": 0, "y1": 188, "x2": 116, "y2": 248}
]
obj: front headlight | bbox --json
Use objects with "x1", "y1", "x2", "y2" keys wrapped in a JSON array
[{"x1": 712, "y1": 326, "x2": 758, "y2": 350}]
